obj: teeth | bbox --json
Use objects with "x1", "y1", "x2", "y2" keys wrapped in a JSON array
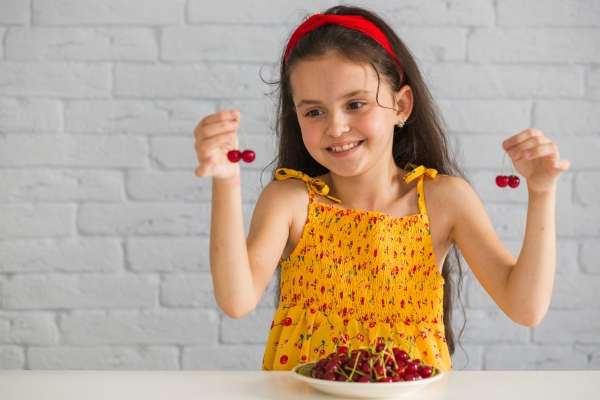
[{"x1": 330, "y1": 141, "x2": 361, "y2": 153}]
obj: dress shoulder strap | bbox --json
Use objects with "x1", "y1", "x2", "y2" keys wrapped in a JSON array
[
  {"x1": 274, "y1": 168, "x2": 341, "y2": 203},
  {"x1": 402, "y1": 164, "x2": 438, "y2": 216}
]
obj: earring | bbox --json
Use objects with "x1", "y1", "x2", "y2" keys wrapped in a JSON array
[{"x1": 396, "y1": 119, "x2": 405, "y2": 128}]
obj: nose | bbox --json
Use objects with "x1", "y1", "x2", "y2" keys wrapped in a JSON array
[{"x1": 326, "y1": 111, "x2": 350, "y2": 137}]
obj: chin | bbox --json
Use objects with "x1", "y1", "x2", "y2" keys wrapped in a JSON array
[{"x1": 324, "y1": 162, "x2": 367, "y2": 178}]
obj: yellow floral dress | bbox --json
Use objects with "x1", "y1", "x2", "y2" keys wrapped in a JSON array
[{"x1": 261, "y1": 165, "x2": 452, "y2": 372}]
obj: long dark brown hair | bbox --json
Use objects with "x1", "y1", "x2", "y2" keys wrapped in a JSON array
[{"x1": 260, "y1": 5, "x2": 467, "y2": 360}]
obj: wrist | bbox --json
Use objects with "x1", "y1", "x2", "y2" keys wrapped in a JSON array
[
  {"x1": 213, "y1": 172, "x2": 241, "y2": 187},
  {"x1": 527, "y1": 183, "x2": 556, "y2": 198}
]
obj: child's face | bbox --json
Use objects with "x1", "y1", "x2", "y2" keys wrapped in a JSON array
[{"x1": 290, "y1": 51, "x2": 411, "y2": 176}]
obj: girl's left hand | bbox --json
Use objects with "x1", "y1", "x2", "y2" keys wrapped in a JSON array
[{"x1": 502, "y1": 128, "x2": 570, "y2": 194}]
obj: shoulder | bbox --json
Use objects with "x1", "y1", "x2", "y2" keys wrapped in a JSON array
[
  {"x1": 257, "y1": 174, "x2": 310, "y2": 219},
  {"x1": 427, "y1": 173, "x2": 477, "y2": 204},
  {"x1": 261, "y1": 174, "x2": 309, "y2": 203},
  {"x1": 427, "y1": 174, "x2": 472, "y2": 196},
  {"x1": 424, "y1": 173, "x2": 480, "y2": 223}
]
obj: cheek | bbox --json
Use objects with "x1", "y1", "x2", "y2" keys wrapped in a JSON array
[
  {"x1": 300, "y1": 127, "x2": 322, "y2": 151},
  {"x1": 362, "y1": 116, "x2": 394, "y2": 145}
]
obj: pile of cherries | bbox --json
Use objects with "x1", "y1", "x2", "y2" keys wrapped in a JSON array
[
  {"x1": 495, "y1": 174, "x2": 520, "y2": 188},
  {"x1": 310, "y1": 343, "x2": 436, "y2": 383}
]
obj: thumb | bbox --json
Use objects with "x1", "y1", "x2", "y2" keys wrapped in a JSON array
[{"x1": 554, "y1": 159, "x2": 570, "y2": 172}]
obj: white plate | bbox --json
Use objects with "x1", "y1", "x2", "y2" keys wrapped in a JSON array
[{"x1": 291, "y1": 362, "x2": 447, "y2": 399}]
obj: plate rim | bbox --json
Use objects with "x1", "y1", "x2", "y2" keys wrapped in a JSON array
[{"x1": 291, "y1": 361, "x2": 448, "y2": 386}]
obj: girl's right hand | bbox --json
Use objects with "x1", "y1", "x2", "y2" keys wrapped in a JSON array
[{"x1": 194, "y1": 109, "x2": 241, "y2": 180}]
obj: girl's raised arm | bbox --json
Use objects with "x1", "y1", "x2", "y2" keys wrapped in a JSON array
[
  {"x1": 194, "y1": 110, "x2": 291, "y2": 318},
  {"x1": 449, "y1": 128, "x2": 569, "y2": 326},
  {"x1": 209, "y1": 177, "x2": 292, "y2": 318}
]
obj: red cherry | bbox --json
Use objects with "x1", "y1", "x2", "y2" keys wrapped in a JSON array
[
  {"x1": 279, "y1": 355, "x2": 288, "y2": 365},
  {"x1": 227, "y1": 149, "x2": 242, "y2": 162},
  {"x1": 323, "y1": 371, "x2": 336, "y2": 380},
  {"x1": 495, "y1": 175, "x2": 509, "y2": 187},
  {"x1": 241, "y1": 149, "x2": 255, "y2": 163},
  {"x1": 508, "y1": 175, "x2": 520, "y2": 188},
  {"x1": 393, "y1": 348, "x2": 409, "y2": 362},
  {"x1": 359, "y1": 362, "x2": 370, "y2": 374},
  {"x1": 418, "y1": 365, "x2": 433, "y2": 378},
  {"x1": 405, "y1": 361, "x2": 419, "y2": 374},
  {"x1": 403, "y1": 372, "x2": 421, "y2": 381}
]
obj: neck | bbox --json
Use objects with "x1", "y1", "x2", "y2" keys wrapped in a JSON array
[{"x1": 324, "y1": 155, "x2": 409, "y2": 211}]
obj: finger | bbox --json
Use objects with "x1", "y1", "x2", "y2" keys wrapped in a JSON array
[
  {"x1": 195, "y1": 132, "x2": 237, "y2": 164},
  {"x1": 195, "y1": 131, "x2": 236, "y2": 152},
  {"x1": 554, "y1": 159, "x2": 570, "y2": 171},
  {"x1": 519, "y1": 142, "x2": 559, "y2": 162},
  {"x1": 196, "y1": 142, "x2": 233, "y2": 165},
  {"x1": 502, "y1": 128, "x2": 544, "y2": 152},
  {"x1": 509, "y1": 137, "x2": 553, "y2": 161},
  {"x1": 195, "y1": 165, "x2": 207, "y2": 177},
  {"x1": 199, "y1": 109, "x2": 240, "y2": 129},
  {"x1": 195, "y1": 153, "x2": 218, "y2": 177},
  {"x1": 195, "y1": 119, "x2": 239, "y2": 141},
  {"x1": 195, "y1": 163, "x2": 218, "y2": 178},
  {"x1": 195, "y1": 161, "x2": 212, "y2": 177}
]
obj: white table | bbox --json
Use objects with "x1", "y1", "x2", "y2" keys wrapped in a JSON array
[{"x1": 0, "y1": 370, "x2": 598, "y2": 399}]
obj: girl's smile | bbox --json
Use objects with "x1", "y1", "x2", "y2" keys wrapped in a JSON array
[{"x1": 326, "y1": 139, "x2": 366, "y2": 156}]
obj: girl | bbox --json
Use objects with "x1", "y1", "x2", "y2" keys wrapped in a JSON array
[{"x1": 193, "y1": 5, "x2": 570, "y2": 372}]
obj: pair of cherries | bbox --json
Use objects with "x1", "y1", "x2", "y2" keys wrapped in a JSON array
[
  {"x1": 495, "y1": 151, "x2": 520, "y2": 188},
  {"x1": 495, "y1": 174, "x2": 520, "y2": 188},
  {"x1": 227, "y1": 149, "x2": 255, "y2": 163}
]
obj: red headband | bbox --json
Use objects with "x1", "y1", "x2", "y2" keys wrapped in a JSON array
[{"x1": 284, "y1": 13, "x2": 403, "y2": 69}]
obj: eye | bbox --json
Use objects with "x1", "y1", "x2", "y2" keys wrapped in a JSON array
[
  {"x1": 305, "y1": 109, "x2": 321, "y2": 118},
  {"x1": 348, "y1": 101, "x2": 365, "y2": 110},
  {"x1": 304, "y1": 101, "x2": 366, "y2": 118}
]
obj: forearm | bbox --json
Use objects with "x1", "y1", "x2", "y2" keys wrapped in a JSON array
[
  {"x1": 209, "y1": 174, "x2": 255, "y2": 317},
  {"x1": 506, "y1": 186, "x2": 557, "y2": 326}
]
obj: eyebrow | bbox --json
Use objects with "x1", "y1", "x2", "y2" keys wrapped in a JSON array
[{"x1": 295, "y1": 90, "x2": 371, "y2": 108}]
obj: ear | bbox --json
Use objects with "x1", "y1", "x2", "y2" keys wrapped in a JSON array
[{"x1": 393, "y1": 84, "x2": 413, "y2": 123}]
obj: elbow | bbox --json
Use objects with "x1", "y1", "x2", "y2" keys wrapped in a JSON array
[
  {"x1": 523, "y1": 313, "x2": 547, "y2": 327},
  {"x1": 509, "y1": 307, "x2": 548, "y2": 327},
  {"x1": 212, "y1": 287, "x2": 257, "y2": 319},
  {"x1": 216, "y1": 298, "x2": 256, "y2": 319},
  {"x1": 223, "y1": 306, "x2": 255, "y2": 319}
]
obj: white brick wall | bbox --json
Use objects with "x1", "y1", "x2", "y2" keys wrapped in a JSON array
[{"x1": 0, "y1": 0, "x2": 598, "y2": 371}]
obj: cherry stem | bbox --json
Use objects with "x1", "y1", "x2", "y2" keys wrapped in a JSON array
[
  {"x1": 235, "y1": 113, "x2": 245, "y2": 150},
  {"x1": 511, "y1": 153, "x2": 516, "y2": 175},
  {"x1": 347, "y1": 349, "x2": 361, "y2": 381}
]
